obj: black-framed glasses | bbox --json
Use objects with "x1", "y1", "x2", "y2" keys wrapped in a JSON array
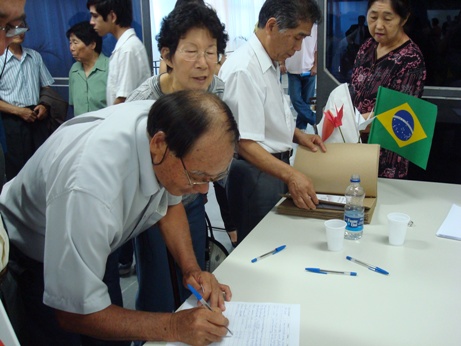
[
  {"x1": 1, "y1": 21, "x2": 29, "y2": 38},
  {"x1": 180, "y1": 157, "x2": 229, "y2": 185}
]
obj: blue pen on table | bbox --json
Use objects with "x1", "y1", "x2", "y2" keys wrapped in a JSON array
[
  {"x1": 346, "y1": 256, "x2": 389, "y2": 275},
  {"x1": 187, "y1": 284, "x2": 233, "y2": 336},
  {"x1": 305, "y1": 268, "x2": 357, "y2": 276},
  {"x1": 251, "y1": 245, "x2": 286, "y2": 263}
]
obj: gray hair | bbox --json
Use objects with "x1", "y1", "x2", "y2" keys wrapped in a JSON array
[{"x1": 258, "y1": 0, "x2": 322, "y2": 31}]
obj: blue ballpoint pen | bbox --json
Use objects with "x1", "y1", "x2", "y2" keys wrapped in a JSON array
[
  {"x1": 346, "y1": 256, "x2": 389, "y2": 275},
  {"x1": 305, "y1": 268, "x2": 357, "y2": 276},
  {"x1": 251, "y1": 245, "x2": 286, "y2": 263},
  {"x1": 187, "y1": 284, "x2": 233, "y2": 336}
]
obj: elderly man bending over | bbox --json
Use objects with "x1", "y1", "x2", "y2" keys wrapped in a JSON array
[{"x1": 0, "y1": 90, "x2": 239, "y2": 345}]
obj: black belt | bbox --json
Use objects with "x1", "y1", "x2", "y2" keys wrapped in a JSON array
[
  {"x1": 271, "y1": 149, "x2": 293, "y2": 161},
  {"x1": 236, "y1": 149, "x2": 292, "y2": 161}
]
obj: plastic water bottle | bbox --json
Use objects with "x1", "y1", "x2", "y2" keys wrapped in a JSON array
[{"x1": 344, "y1": 174, "x2": 365, "y2": 240}]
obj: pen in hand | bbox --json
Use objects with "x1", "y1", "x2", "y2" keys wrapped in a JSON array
[
  {"x1": 251, "y1": 245, "x2": 286, "y2": 263},
  {"x1": 346, "y1": 256, "x2": 389, "y2": 275},
  {"x1": 187, "y1": 284, "x2": 233, "y2": 336}
]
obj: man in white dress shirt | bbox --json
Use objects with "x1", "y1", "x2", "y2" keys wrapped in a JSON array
[
  {"x1": 219, "y1": 0, "x2": 325, "y2": 244},
  {"x1": 88, "y1": 0, "x2": 150, "y2": 106},
  {"x1": 0, "y1": 91, "x2": 237, "y2": 345}
]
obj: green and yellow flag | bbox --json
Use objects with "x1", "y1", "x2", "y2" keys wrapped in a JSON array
[{"x1": 368, "y1": 87, "x2": 437, "y2": 169}]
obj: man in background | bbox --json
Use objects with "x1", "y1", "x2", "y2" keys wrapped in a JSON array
[
  {"x1": 219, "y1": 0, "x2": 326, "y2": 244},
  {"x1": 281, "y1": 23, "x2": 318, "y2": 132},
  {"x1": 87, "y1": 0, "x2": 151, "y2": 294},
  {"x1": 87, "y1": 0, "x2": 150, "y2": 105},
  {"x1": 0, "y1": 0, "x2": 27, "y2": 184},
  {"x1": 0, "y1": 29, "x2": 54, "y2": 181},
  {"x1": 0, "y1": 0, "x2": 26, "y2": 55}
]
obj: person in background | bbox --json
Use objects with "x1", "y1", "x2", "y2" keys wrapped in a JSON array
[
  {"x1": 281, "y1": 23, "x2": 318, "y2": 132},
  {"x1": 0, "y1": 90, "x2": 237, "y2": 345},
  {"x1": 87, "y1": 0, "x2": 150, "y2": 106},
  {"x1": 0, "y1": 0, "x2": 27, "y2": 182},
  {"x1": 158, "y1": 0, "x2": 205, "y2": 75},
  {"x1": 0, "y1": 0, "x2": 26, "y2": 55},
  {"x1": 0, "y1": 28, "x2": 54, "y2": 181},
  {"x1": 346, "y1": 15, "x2": 371, "y2": 45},
  {"x1": 349, "y1": 0, "x2": 426, "y2": 179},
  {"x1": 126, "y1": 3, "x2": 233, "y2": 315},
  {"x1": 67, "y1": 21, "x2": 108, "y2": 116},
  {"x1": 87, "y1": 0, "x2": 151, "y2": 285},
  {"x1": 219, "y1": 0, "x2": 326, "y2": 245},
  {"x1": 0, "y1": 0, "x2": 26, "y2": 336}
]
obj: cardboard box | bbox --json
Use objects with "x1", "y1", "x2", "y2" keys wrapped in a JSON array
[{"x1": 276, "y1": 143, "x2": 380, "y2": 223}]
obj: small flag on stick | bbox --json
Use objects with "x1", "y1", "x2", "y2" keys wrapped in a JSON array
[{"x1": 368, "y1": 87, "x2": 437, "y2": 170}]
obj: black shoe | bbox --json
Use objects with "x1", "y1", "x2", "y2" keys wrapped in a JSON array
[{"x1": 118, "y1": 262, "x2": 132, "y2": 277}]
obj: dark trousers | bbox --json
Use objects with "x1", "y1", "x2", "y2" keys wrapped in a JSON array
[
  {"x1": 7, "y1": 245, "x2": 130, "y2": 346},
  {"x1": 134, "y1": 195, "x2": 206, "y2": 314},
  {"x1": 226, "y1": 158, "x2": 288, "y2": 244},
  {"x1": 1, "y1": 111, "x2": 50, "y2": 181},
  {"x1": 213, "y1": 181, "x2": 237, "y2": 233}
]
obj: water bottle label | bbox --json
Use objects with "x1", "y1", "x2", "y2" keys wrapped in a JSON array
[{"x1": 345, "y1": 214, "x2": 364, "y2": 231}]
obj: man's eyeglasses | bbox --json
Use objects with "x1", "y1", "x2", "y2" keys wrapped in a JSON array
[
  {"x1": 0, "y1": 21, "x2": 29, "y2": 38},
  {"x1": 177, "y1": 47, "x2": 219, "y2": 64},
  {"x1": 180, "y1": 157, "x2": 229, "y2": 185}
]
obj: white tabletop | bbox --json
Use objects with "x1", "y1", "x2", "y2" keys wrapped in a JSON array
[{"x1": 147, "y1": 179, "x2": 461, "y2": 346}]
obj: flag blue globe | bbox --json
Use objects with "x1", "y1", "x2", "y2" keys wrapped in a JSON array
[{"x1": 392, "y1": 110, "x2": 414, "y2": 141}]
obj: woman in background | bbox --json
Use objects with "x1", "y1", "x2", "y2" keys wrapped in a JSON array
[
  {"x1": 126, "y1": 3, "x2": 230, "y2": 314},
  {"x1": 67, "y1": 21, "x2": 108, "y2": 116},
  {"x1": 349, "y1": 0, "x2": 426, "y2": 179}
]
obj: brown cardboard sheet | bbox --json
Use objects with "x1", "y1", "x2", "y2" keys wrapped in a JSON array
[{"x1": 276, "y1": 143, "x2": 380, "y2": 223}]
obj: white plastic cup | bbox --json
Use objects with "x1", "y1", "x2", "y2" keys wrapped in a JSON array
[
  {"x1": 324, "y1": 219, "x2": 347, "y2": 251},
  {"x1": 387, "y1": 212, "x2": 410, "y2": 246}
]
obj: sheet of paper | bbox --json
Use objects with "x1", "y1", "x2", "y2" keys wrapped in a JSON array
[
  {"x1": 166, "y1": 301, "x2": 300, "y2": 346},
  {"x1": 436, "y1": 204, "x2": 461, "y2": 241},
  {"x1": 317, "y1": 194, "x2": 346, "y2": 205}
]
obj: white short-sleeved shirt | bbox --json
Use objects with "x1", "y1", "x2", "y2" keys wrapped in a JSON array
[
  {"x1": 0, "y1": 100, "x2": 181, "y2": 314},
  {"x1": 219, "y1": 34, "x2": 294, "y2": 154},
  {"x1": 107, "y1": 28, "x2": 151, "y2": 106},
  {"x1": 284, "y1": 24, "x2": 318, "y2": 74}
]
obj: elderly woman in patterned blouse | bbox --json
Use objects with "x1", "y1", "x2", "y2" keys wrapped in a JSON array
[{"x1": 349, "y1": 0, "x2": 426, "y2": 179}]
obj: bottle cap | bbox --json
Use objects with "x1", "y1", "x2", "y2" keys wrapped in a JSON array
[{"x1": 350, "y1": 174, "x2": 360, "y2": 183}]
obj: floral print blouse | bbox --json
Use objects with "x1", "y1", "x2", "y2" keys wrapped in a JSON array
[{"x1": 349, "y1": 38, "x2": 426, "y2": 179}]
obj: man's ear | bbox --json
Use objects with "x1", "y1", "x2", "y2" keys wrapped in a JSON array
[
  {"x1": 108, "y1": 10, "x2": 117, "y2": 24},
  {"x1": 150, "y1": 131, "x2": 168, "y2": 165},
  {"x1": 161, "y1": 47, "x2": 173, "y2": 68},
  {"x1": 265, "y1": 17, "x2": 278, "y2": 35}
]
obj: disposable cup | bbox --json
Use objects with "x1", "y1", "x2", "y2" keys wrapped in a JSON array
[
  {"x1": 324, "y1": 219, "x2": 346, "y2": 251},
  {"x1": 387, "y1": 212, "x2": 410, "y2": 246}
]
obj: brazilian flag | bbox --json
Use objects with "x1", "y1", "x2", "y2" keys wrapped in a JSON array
[{"x1": 368, "y1": 87, "x2": 437, "y2": 170}]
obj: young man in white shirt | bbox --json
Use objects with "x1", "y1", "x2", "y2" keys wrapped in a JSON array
[{"x1": 87, "y1": 0, "x2": 151, "y2": 106}]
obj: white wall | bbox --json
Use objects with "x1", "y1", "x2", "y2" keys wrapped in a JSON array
[{"x1": 148, "y1": 0, "x2": 266, "y2": 60}]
